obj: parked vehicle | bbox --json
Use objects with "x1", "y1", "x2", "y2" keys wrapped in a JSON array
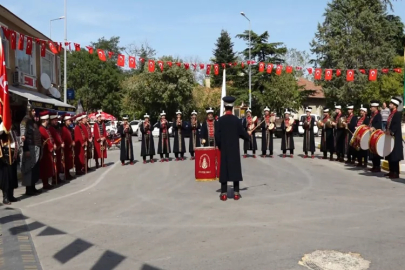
[
  {"x1": 105, "y1": 121, "x2": 117, "y2": 135},
  {"x1": 130, "y1": 120, "x2": 140, "y2": 136},
  {"x1": 298, "y1": 114, "x2": 320, "y2": 136}
]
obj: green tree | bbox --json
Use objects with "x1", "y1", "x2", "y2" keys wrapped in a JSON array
[
  {"x1": 386, "y1": 15, "x2": 405, "y2": 56},
  {"x1": 281, "y1": 48, "x2": 312, "y2": 78},
  {"x1": 211, "y1": 30, "x2": 237, "y2": 87},
  {"x1": 126, "y1": 41, "x2": 156, "y2": 75},
  {"x1": 310, "y1": 0, "x2": 401, "y2": 107},
  {"x1": 63, "y1": 36, "x2": 124, "y2": 116},
  {"x1": 121, "y1": 56, "x2": 195, "y2": 122}
]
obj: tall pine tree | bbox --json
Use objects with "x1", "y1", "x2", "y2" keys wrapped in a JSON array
[
  {"x1": 310, "y1": 0, "x2": 402, "y2": 106},
  {"x1": 211, "y1": 30, "x2": 237, "y2": 87}
]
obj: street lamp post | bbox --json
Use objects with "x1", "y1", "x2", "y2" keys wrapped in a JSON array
[
  {"x1": 64, "y1": 0, "x2": 67, "y2": 103},
  {"x1": 240, "y1": 12, "x2": 252, "y2": 109},
  {"x1": 49, "y1": 16, "x2": 64, "y2": 39}
]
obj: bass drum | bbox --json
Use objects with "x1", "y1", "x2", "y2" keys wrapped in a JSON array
[{"x1": 369, "y1": 130, "x2": 394, "y2": 157}]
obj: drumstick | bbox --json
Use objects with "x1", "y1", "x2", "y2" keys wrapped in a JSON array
[{"x1": 250, "y1": 119, "x2": 266, "y2": 133}]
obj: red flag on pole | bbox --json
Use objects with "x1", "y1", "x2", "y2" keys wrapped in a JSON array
[
  {"x1": 314, "y1": 68, "x2": 322, "y2": 80},
  {"x1": 0, "y1": 38, "x2": 12, "y2": 133},
  {"x1": 369, "y1": 69, "x2": 377, "y2": 81},
  {"x1": 324, "y1": 69, "x2": 333, "y2": 80},
  {"x1": 128, "y1": 56, "x2": 136, "y2": 69},
  {"x1": 117, "y1": 54, "x2": 125, "y2": 67},
  {"x1": 206, "y1": 64, "x2": 211, "y2": 75},
  {"x1": 258, "y1": 62, "x2": 265, "y2": 72},
  {"x1": 346, "y1": 70, "x2": 354, "y2": 81},
  {"x1": 148, "y1": 60, "x2": 155, "y2": 72}
]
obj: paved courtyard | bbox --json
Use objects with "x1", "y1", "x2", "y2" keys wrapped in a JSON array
[{"x1": 1, "y1": 136, "x2": 405, "y2": 270}]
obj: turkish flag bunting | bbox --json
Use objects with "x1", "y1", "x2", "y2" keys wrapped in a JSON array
[
  {"x1": 206, "y1": 64, "x2": 211, "y2": 75},
  {"x1": 176, "y1": 62, "x2": 181, "y2": 67},
  {"x1": 108, "y1": 52, "x2": 114, "y2": 59},
  {"x1": 276, "y1": 65, "x2": 282, "y2": 75},
  {"x1": 346, "y1": 70, "x2": 354, "y2": 81},
  {"x1": 336, "y1": 69, "x2": 342, "y2": 77},
  {"x1": 306, "y1": 68, "x2": 313, "y2": 74},
  {"x1": 241, "y1": 62, "x2": 245, "y2": 69},
  {"x1": 314, "y1": 68, "x2": 322, "y2": 80},
  {"x1": 369, "y1": 69, "x2": 377, "y2": 81},
  {"x1": 214, "y1": 64, "x2": 219, "y2": 75},
  {"x1": 184, "y1": 63, "x2": 190, "y2": 70},
  {"x1": 9, "y1": 30, "x2": 16, "y2": 50},
  {"x1": 266, "y1": 64, "x2": 273, "y2": 74},
  {"x1": 40, "y1": 40, "x2": 47, "y2": 57},
  {"x1": 382, "y1": 68, "x2": 389, "y2": 74},
  {"x1": 247, "y1": 60, "x2": 251, "y2": 65},
  {"x1": 48, "y1": 41, "x2": 59, "y2": 54},
  {"x1": 74, "y1": 43, "x2": 81, "y2": 52},
  {"x1": 286, "y1": 66, "x2": 293, "y2": 73},
  {"x1": 258, "y1": 62, "x2": 265, "y2": 72},
  {"x1": 359, "y1": 69, "x2": 366, "y2": 74},
  {"x1": 393, "y1": 68, "x2": 402, "y2": 73},
  {"x1": 25, "y1": 37, "x2": 33, "y2": 55},
  {"x1": 117, "y1": 54, "x2": 125, "y2": 67},
  {"x1": 158, "y1": 61, "x2": 164, "y2": 71},
  {"x1": 324, "y1": 69, "x2": 332, "y2": 80},
  {"x1": 139, "y1": 58, "x2": 145, "y2": 63},
  {"x1": 199, "y1": 63, "x2": 204, "y2": 69},
  {"x1": 296, "y1": 67, "x2": 302, "y2": 70},
  {"x1": 0, "y1": 45, "x2": 11, "y2": 133},
  {"x1": 221, "y1": 63, "x2": 226, "y2": 69},
  {"x1": 148, "y1": 60, "x2": 155, "y2": 72},
  {"x1": 167, "y1": 61, "x2": 172, "y2": 67},
  {"x1": 65, "y1": 42, "x2": 71, "y2": 51},
  {"x1": 34, "y1": 38, "x2": 40, "y2": 44},
  {"x1": 233, "y1": 62, "x2": 237, "y2": 66},
  {"x1": 192, "y1": 64, "x2": 197, "y2": 70},
  {"x1": 97, "y1": 49, "x2": 106, "y2": 61},
  {"x1": 228, "y1": 63, "x2": 233, "y2": 67},
  {"x1": 86, "y1": 46, "x2": 94, "y2": 54},
  {"x1": 129, "y1": 56, "x2": 136, "y2": 69},
  {"x1": 18, "y1": 33, "x2": 24, "y2": 50},
  {"x1": 58, "y1": 42, "x2": 63, "y2": 53},
  {"x1": 1, "y1": 26, "x2": 9, "y2": 39}
]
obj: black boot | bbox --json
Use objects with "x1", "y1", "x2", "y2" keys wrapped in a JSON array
[
  {"x1": 3, "y1": 191, "x2": 10, "y2": 205},
  {"x1": 25, "y1": 186, "x2": 36, "y2": 196}
]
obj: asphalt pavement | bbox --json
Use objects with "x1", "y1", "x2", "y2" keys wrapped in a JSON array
[{"x1": 1, "y1": 136, "x2": 405, "y2": 270}]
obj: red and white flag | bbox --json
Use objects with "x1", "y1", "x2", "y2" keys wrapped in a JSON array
[
  {"x1": 199, "y1": 63, "x2": 205, "y2": 70},
  {"x1": 266, "y1": 63, "x2": 273, "y2": 74},
  {"x1": 276, "y1": 65, "x2": 282, "y2": 75},
  {"x1": 158, "y1": 61, "x2": 164, "y2": 71},
  {"x1": 192, "y1": 64, "x2": 197, "y2": 71},
  {"x1": 74, "y1": 43, "x2": 81, "y2": 52},
  {"x1": 86, "y1": 46, "x2": 94, "y2": 54},
  {"x1": 9, "y1": 30, "x2": 17, "y2": 50},
  {"x1": 241, "y1": 62, "x2": 245, "y2": 69},
  {"x1": 214, "y1": 64, "x2": 219, "y2": 75},
  {"x1": 40, "y1": 40, "x2": 47, "y2": 57},
  {"x1": 382, "y1": 68, "x2": 389, "y2": 74},
  {"x1": 18, "y1": 33, "x2": 24, "y2": 50},
  {"x1": 359, "y1": 69, "x2": 366, "y2": 74},
  {"x1": 176, "y1": 62, "x2": 181, "y2": 67},
  {"x1": 184, "y1": 63, "x2": 190, "y2": 70},
  {"x1": 117, "y1": 54, "x2": 125, "y2": 67},
  {"x1": 314, "y1": 68, "x2": 322, "y2": 80},
  {"x1": 393, "y1": 68, "x2": 402, "y2": 73},
  {"x1": 148, "y1": 60, "x2": 155, "y2": 72},
  {"x1": 129, "y1": 56, "x2": 136, "y2": 69},
  {"x1": 324, "y1": 69, "x2": 332, "y2": 81},
  {"x1": 206, "y1": 64, "x2": 211, "y2": 75},
  {"x1": 0, "y1": 38, "x2": 12, "y2": 133},
  {"x1": 258, "y1": 62, "x2": 265, "y2": 72},
  {"x1": 48, "y1": 41, "x2": 59, "y2": 54},
  {"x1": 0, "y1": 26, "x2": 9, "y2": 39},
  {"x1": 346, "y1": 70, "x2": 354, "y2": 81},
  {"x1": 336, "y1": 69, "x2": 342, "y2": 77},
  {"x1": 286, "y1": 66, "x2": 293, "y2": 74},
  {"x1": 97, "y1": 49, "x2": 106, "y2": 61},
  {"x1": 108, "y1": 52, "x2": 114, "y2": 59},
  {"x1": 25, "y1": 36, "x2": 33, "y2": 55},
  {"x1": 369, "y1": 69, "x2": 377, "y2": 81},
  {"x1": 167, "y1": 61, "x2": 172, "y2": 67},
  {"x1": 139, "y1": 58, "x2": 145, "y2": 63},
  {"x1": 306, "y1": 68, "x2": 313, "y2": 75}
]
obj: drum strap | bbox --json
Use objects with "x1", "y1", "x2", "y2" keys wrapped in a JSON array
[
  {"x1": 368, "y1": 112, "x2": 379, "y2": 127},
  {"x1": 356, "y1": 116, "x2": 365, "y2": 127}
]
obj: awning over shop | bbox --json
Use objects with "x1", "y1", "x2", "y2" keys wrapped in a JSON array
[{"x1": 9, "y1": 86, "x2": 76, "y2": 113}]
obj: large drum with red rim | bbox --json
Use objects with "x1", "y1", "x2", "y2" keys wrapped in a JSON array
[
  {"x1": 369, "y1": 129, "x2": 395, "y2": 157},
  {"x1": 195, "y1": 147, "x2": 218, "y2": 181},
  {"x1": 351, "y1": 125, "x2": 371, "y2": 150}
]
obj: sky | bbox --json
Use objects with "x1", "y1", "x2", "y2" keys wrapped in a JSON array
[{"x1": 2, "y1": 0, "x2": 405, "y2": 63}]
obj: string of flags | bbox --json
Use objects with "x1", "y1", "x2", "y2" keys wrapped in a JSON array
[{"x1": 1, "y1": 25, "x2": 402, "y2": 81}]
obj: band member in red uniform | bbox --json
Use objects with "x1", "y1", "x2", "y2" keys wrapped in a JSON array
[
  {"x1": 344, "y1": 105, "x2": 357, "y2": 164},
  {"x1": 93, "y1": 113, "x2": 107, "y2": 168},
  {"x1": 74, "y1": 113, "x2": 87, "y2": 175},
  {"x1": 157, "y1": 111, "x2": 171, "y2": 162},
  {"x1": 302, "y1": 107, "x2": 315, "y2": 158},
  {"x1": 118, "y1": 115, "x2": 134, "y2": 165},
  {"x1": 261, "y1": 107, "x2": 274, "y2": 158},
  {"x1": 281, "y1": 109, "x2": 295, "y2": 158},
  {"x1": 189, "y1": 110, "x2": 201, "y2": 160},
  {"x1": 242, "y1": 108, "x2": 258, "y2": 158},
  {"x1": 201, "y1": 107, "x2": 216, "y2": 147},
  {"x1": 355, "y1": 106, "x2": 370, "y2": 167},
  {"x1": 83, "y1": 114, "x2": 93, "y2": 170},
  {"x1": 48, "y1": 112, "x2": 64, "y2": 184},
  {"x1": 140, "y1": 113, "x2": 155, "y2": 163},
  {"x1": 333, "y1": 105, "x2": 345, "y2": 162},
  {"x1": 61, "y1": 114, "x2": 75, "y2": 180},
  {"x1": 385, "y1": 97, "x2": 403, "y2": 179},
  {"x1": 368, "y1": 100, "x2": 382, "y2": 172},
  {"x1": 38, "y1": 111, "x2": 55, "y2": 189},
  {"x1": 173, "y1": 110, "x2": 186, "y2": 161}
]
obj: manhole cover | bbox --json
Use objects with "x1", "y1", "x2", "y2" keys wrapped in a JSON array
[{"x1": 298, "y1": 250, "x2": 370, "y2": 270}]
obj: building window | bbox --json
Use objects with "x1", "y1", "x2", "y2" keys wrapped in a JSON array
[
  {"x1": 41, "y1": 51, "x2": 55, "y2": 83},
  {"x1": 15, "y1": 36, "x2": 36, "y2": 76},
  {"x1": 0, "y1": 24, "x2": 9, "y2": 68}
]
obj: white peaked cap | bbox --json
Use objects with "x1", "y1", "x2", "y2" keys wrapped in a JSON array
[
  {"x1": 40, "y1": 115, "x2": 50, "y2": 120},
  {"x1": 144, "y1": 113, "x2": 149, "y2": 118},
  {"x1": 191, "y1": 110, "x2": 197, "y2": 115},
  {"x1": 206, "y1": 107, "x2": 214, "y2": 113},
  {"x1": 360, "y1": 105, "x2": 367, "y2": 112},
  {"x1": 323, "y1": 108, "x2": 329, "y2": 113},
  {"x1": 305, "y1": 107, "x2": 312, "y2": 112},
  {"x1": 176, "y1": 110, "x2": 182, "y2": 115},
  {"x1": 96, "y1": 113, "x2": 102, "y2": 118},
  {"x1": 246, "y1": 108, "x2": 252, "y2": 113},
  {"x1": 263, "y1": 106, "x2": 270, "y2": 112},
  {"x1": 160, "y1": 110, "x2": 166, "y2": 116},
  {"x1": 335, "y1": 105, "x2": 341, "y2": 109},
  {"x1": 50, "y1": 114, "x2": 58, "y2": 120},
  {"x1": 346, "y1": 105, "x2": 354, "y2": 109},
  {"x1": 284, "y1": 109, "x2": 290, "y2": 114}
]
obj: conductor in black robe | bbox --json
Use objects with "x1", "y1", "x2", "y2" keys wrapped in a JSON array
[
  {"x1": 385, "y1": 97, "x2": 404, "y2": 179},
  {"x1": 117, "y1": 116, "x2": 134, "y2": 165},
  {"x1": 344, "y1": 105, "x2": 357, "y2": 164},
  {"x1": 261, "y1": 106, "x2": 274, "y2": 157},
  {"x1": 140, "y1": 113, "x2": 155, "y2": 164},
  {"x1": 157, "y1": 111, "x2": 171, "y2": 162},
  {"x1": 200, "y1": 107, "x2": 216, "y2": 147},
  {"x1": 354, "y1": 107, "x2": 370, "y2": 167},
  {"x1": 189, "y1": 110, "x2": 201, "y2": 160},
  {"x1": 241, "y1": 109, "x2": 258, "y2": 158},
  {"x1": 215, "y1": 96, "x2": 250, "y2": 201},
  {"x1": 320, "y1": 108, "x2": 334, "y2": 160},
  {"x1": 368, "y1": 101, "x2": 383, "y2": 172},
  {"x1": 281, "y1": 109, "x2": 295, "y2": 157},
  {"x1": 333, "y1": 105, "x2": 345, "y2": 162},
  {"x1": 302, "y1": 107, "x2": 315, "y2": 158},
  {"x1": 173, "y1": 110, "x2": 186, "y2": 161}
]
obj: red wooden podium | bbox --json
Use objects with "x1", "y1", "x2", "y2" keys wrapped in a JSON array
[{"x1": 195, "y1": 147, "x2": 220, "y2": 181}]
